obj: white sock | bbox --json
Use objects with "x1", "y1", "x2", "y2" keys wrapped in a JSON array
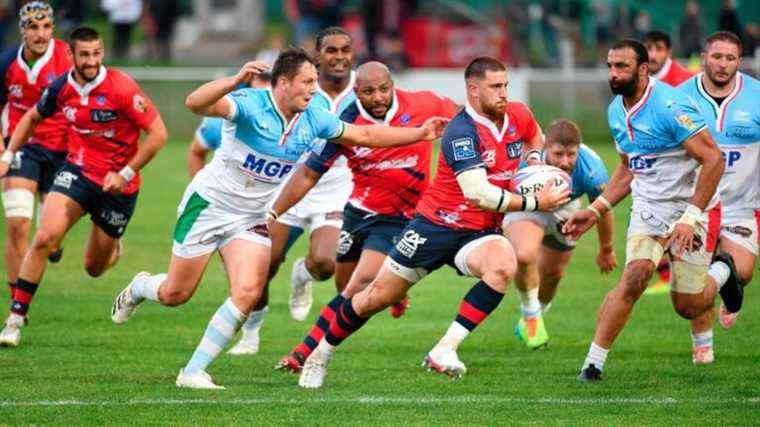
[
  {"x1": 293, "y1": 258, "x2": 315, "y2": 285},
  {"x1": 518, "y1": 287, "x2": 541, "y2": 319},
  {"x1": 582, "y1": 342, "x2": 609, "y2": 371},
  {"x1": 691, "y1": 329, "x2": 713, "y2": 349},
  {"x1": 540, "y1": 302, "x2": 552, "y2": 315},
  {"x1": 241, "y1": 306, "x2": 268, "y2": 338},
  {"x1": 130, "y1": 273, "x2": 166, "y2": 303},
  {"x1": 314, "y1": 338, "x2": 335, "y2": 356},
  {"x1": 185, "y1": 298, "x2": 246, "y2": 374},
  {"x1": 437, "y1": 321, "x2": 470, "y2": 350},
  {"x1": 708, "y1": 261, "x2": 730, "y2": 290}
]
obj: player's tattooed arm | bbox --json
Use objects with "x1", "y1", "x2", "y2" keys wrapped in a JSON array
[
  {"x1": 335, "y1": 116, "x2": 449, "y2": 147},
  {"x1": 0, "y1": 106, "x2": 43, "y2": 177},
  {"x1": 563, "y1": 153, "x2": 632, "y2": 239},
  {"x1": 185, "y1": 61, "x2": 269, "y2": 118}
]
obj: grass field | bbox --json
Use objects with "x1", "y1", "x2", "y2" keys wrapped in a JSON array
[{"x1": 1, "y1": 141, "x2": 758, "y2": 425}]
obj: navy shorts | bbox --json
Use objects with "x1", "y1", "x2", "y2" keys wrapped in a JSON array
[
  {"x1": 336, "y1": 204, "x2": 408, "y2": 263},
  {"x1": 49, "y1": 163, "x2": 138, "y2": 238},
  {"x1": 387, "y1": 214, "x2": 502, "y2": 281},
  {"x1": 6, "y1": 144, "x2": 67, "y2": 193}
]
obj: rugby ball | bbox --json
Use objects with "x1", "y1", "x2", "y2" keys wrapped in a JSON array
[{"x1": 511, "y1": 165, "x2": 572, "y2": 196}]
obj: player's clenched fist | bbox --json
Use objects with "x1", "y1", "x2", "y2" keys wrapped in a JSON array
[{"x1": 102, "y1": 171, "x2": 128, "y2": 195}]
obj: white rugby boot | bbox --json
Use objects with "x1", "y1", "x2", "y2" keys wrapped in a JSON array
[
  {"x1": 692, "y1": 345, "x2": 715, "y2": 365},
  {"x1": 176, "y1": 369, "x2": 225, "y2": 390},
  {"x1": 289, "y1": 258, "x2": 313, "y2": 321},
  {"x1": 298, "y1": 340, "x2": 334, "y2": 388},
  {"x1": 0, "y1": 313, "x2": 27, "y2": 347},
  {"x1": 227, "y1": 329, "x2": 260, "y2": 355},
  {"x1": 422, "y1": 345, "x2": 467, "y2": 379}
]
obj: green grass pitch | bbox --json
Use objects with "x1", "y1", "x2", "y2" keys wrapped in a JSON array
[{"x1": 1, "y1": 141, "x2": 758, "y2": 425}]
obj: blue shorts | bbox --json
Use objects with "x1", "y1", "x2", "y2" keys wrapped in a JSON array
[
  {"x1": 336, "y1": 204, "x2": 408, "y2": 263},
  {"x1": 6, "y1": 144, "x2": 67, "y2": 193},
  {"x1": 49, "y1": 163, "x2": 138, "y2": 238},
  {"x1": 387, "y1": 215, "x2": 503, "y2": 282}
]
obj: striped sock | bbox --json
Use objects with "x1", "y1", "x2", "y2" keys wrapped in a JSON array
[
  {"x1": 241, "y1": 306, "x2": 268, "y2": 336},
  {"x1": 691, "y1": 329, "x2": 713, "y2": 349},
  {"x1": 184, "y1": 298, "x2": 246, "y2": 374},
  {"x1": 324, "y1": 297, "x2": 368, "y2": 346},
  {"x1": 454, "y1": 281, "x2": 505, "y2": 332},
  {"x1": 294, "y1": 294, "x2": 345, "y2": 357},
  {"x1": 10, "y1": 278, "x2": 38, "y2": 316},
  {"x1": 8, "y1": 281, "x2": 16, "y2": 300}
]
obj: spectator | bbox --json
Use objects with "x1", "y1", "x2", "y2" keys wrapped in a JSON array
[
  {"x1": 101, "y1": 0, "x2": 142, "y2": 61},
  {"x1": 56, "y1": 0, "x2": 85, "y2": 36},
  {"x1": 718, "y1": 0, "x2": 746, "y2": 53},
  {"x1": 284, "y1": 0, "x2": 342, "y2": 50},
  {"x1": 678, "y1": 1, "x2": 704, "y2": 58},
  {"x1": 360, "y1": 0, "x2": 415, "y2": 70},
  {"x1": 145, "y1": 0, "x2": 181, "y2": 61},
  {"x1": 0, "y1": 0, "x2": 10, "y2": 50}
]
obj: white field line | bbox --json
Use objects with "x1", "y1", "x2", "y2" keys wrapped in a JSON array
[{"x1": 1, "y1": 396, "x2": 758, "y2": 407}]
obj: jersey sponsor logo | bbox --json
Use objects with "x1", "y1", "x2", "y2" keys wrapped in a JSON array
[
  {"x1": 353, "y1": 147, "x2": 372, "y2": 157},
  {"x1": 726, "y1": 126, "x2": 757, "y2": 139},
  {"x1": 395, "y1": 229, "x2": 427, "y2": 258},
  {"x1": 435, "y1": 209, "x2": 461, "y2": 225},
  {"x1": 90, "y1": 109, "x2": 119, "y2": 123},
  {"x1": 240, "y1": 153, "x2": 294, "y2": 180},
  {"x1": 628, "y1": 156, "x2": 657, "y2": 170},
  {"x1": 326, "y1": 211, "x2": 343, "y2": 221},
  {"x1": 53, "y1": 170, "x2": 78, "y2": 189},
  {"x1": 733, "y1": 110, "x2": 751, "y2": 123},
  {"x1": 359, "y1": 155, "x2": 419, "y2": 172},
  {"x1": 8, "y1": 152, "x2": 23, "y2": 170},
  {"x1": 721, "y1": 150, "x2": 742, "y2": 168},
  {"x1": 482, "y1": 149, "x2": 496, "y2": 166},
  {"x1": 677, "y1": 114, "x2": 699, "y2": 131},
  {"x1": 452, "y1": 137, "x2": 476, "y2": 161},
  {"x1": 96, "y1": 95, "x2": 106, "y2": 105},
  {"x1": 507, "y1": 141, "x2": 523, "y2": 159},
  {"x1": 399, "y1": 113, "x2": 411, "y2": 125},
  {"x1": 336, "y1": 230, "x2": 354, "y2": 255},
  {"x1": 723, "y1": 225, "x2": 752, "y2": 238},
  {"x1": 63, "y1": 106, "x2": 77, "y2": 122},
  {"x1": 101, "y1": 210, "x2": 128, "y2": 227},
  {"x1": 133, "y1": 94, "x2": 147, "y2": 113},
  {"x1": 8, "y1": 84, "x2": 22, "y2": 98}
]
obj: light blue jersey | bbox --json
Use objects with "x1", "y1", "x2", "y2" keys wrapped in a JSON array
[
  {"x1": 197, "y1": 87, "x2": 344, "y2": 213},
  {"x1": 607, "y1": 78, "x2": 716, "y2": 212},
  {"x1": 679, "y1": 72, "x2": 760, "y2": 219},
  {"x1": 195, "y1": 117, "x2": 222, "y2": 151},
  {"x1": 569, "y1": 144, "x2": 609, "y2": 202}
]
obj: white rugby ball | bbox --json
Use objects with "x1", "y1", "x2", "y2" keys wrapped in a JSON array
[{"x1": 511, "y1": 165, "x2": 572, "y2": 196}]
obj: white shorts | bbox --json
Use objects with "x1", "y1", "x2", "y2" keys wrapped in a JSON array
[
  {"x1": 720, "y1": 212, "x2": 760, "y2": 255},
  {"x1": 277, "y1": 165, "x2": 352, "y2": 231},
  {"x1": 172, "y1": 186, "x2": 270, "y2": 259},
  {"x1": 502, "y1": 199, "x2": 582, "y2": 251},
  {"x1": 626, "y1": 204, "x2": 721, "y2": 266}
]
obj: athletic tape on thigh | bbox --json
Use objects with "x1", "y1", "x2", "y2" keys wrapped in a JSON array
[
  {"x1": 670, "y1": 261, "x2": 708, "y2": 295},
  {"x1": 454, "y1": 234, "x2": 507, "y2": 277},
  {"x1": 2, "y1": 188, "x2": 35, "y2": 218},
  {"x1": 625, "y1": 235, "x2": 664, "y2": 265},
  {"x1": 384, "y1": 257, "x2": 427, "y2": 284}
]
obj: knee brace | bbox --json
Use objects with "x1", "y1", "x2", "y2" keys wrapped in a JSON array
[
  {"x1": 2, "y1": 189, "x2": 35, "y2": 219},
  {"x1": 670, "y1": 261, "x2": 708, "y2": 294}
]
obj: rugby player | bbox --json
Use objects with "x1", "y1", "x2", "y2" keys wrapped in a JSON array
[
  {"x1": 271, "y1": 61, "x2": 459, "y2": 372},
  {"x1": 565, "y1": 39, "x2": 743, "y2": 381},
  {"x1": 503, "y1": 119, "x2": 615, "y2": 349},
  {"x1": 0, "y1": 2, "x2": 71, "y2": 304},
  {"x1": 110, "y1": 47, "x2": 448, "y2": 389},
  {"x1": 643, "y1": 29, "x2": 695, "y2": 295},
  {"x1": 0, "y1": 27, "x2": 168, "y2": 347},
  {"x1": 679, "y1": 31, "x2": 759, "y2": 332},
  {"x1": 296, "y1": 57, "x2": 570, "y2": 389}
]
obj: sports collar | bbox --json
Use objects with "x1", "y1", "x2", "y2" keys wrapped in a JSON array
[
  {"x1": 465, "y1": 101, "x2": 509, "y2": 141},
  {"x1": 266, "y1": 88, "x2": 304, "y2": 145},
  {"x1": 695, "y1": 72, "x2": 743, "y2": 132},
  {"x1": 17, "y1": 39, "x2": 55, "y2": 84},
  {"x1": 316, "y1": 70, "x2": 356, "y2": 113},
  {"x1": 622, "y1": 77, "x2": 655, "y2": 142},
  {"x1": 67, "y1": 65, "x2": 107, "y2": 106},
  {"x1": 355, "y1": 90, "x2": 399, "y2": 125}
]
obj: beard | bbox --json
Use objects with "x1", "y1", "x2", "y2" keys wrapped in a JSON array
[
  {"x1": 609, "y1": 74, "x2": 638, "y2": 97},
  {"x1": 481, "y1": 101, "x2": 507, "y2": 119},
  {"x1": 705, "y1": 68, "x2": 733, "y2": 88}
]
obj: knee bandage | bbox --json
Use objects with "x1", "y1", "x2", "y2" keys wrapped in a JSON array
[
  {"x1": 670, "y1": 261, "x2": 708, "y2": 294},
  {"x1": 2, "y1": 189, "x2": 35, "y2": 219},
  {"x1": 625, "y1": 235, "x2": 664, "y2": 265},
  {"x1": 384, "y1": 257, "x2": 427, "y2": 284}
]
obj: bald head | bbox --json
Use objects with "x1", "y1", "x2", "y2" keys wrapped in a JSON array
[{"x1": 354, "y1": 61, "x2": 394, "y2": 119}]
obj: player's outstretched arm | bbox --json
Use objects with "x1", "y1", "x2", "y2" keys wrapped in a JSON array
[
  {"x1": 267, "y1": 165, "x2": 324, "y2": 224},
  {"x1": 102, "y1": 116, "x2": 169, "y2": 194},
  {"x1": 668, "y1": 130, "x2": 724, "y2": 255},
  {"x1": 562, "y1": 154, "x2": 632, "y2": 239},
  {"x1": 185, "y1": 61, "x2": 269, "y2": 118},
  {"x1": 187, "y1": 138, "x2": 210, "y2": 178},
  {"x1": 0, "y1": 107, "x2": 43, "y2": 178},
  {"x1": 335, "y1": 116, "x2": 449, "y2": 147}
]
